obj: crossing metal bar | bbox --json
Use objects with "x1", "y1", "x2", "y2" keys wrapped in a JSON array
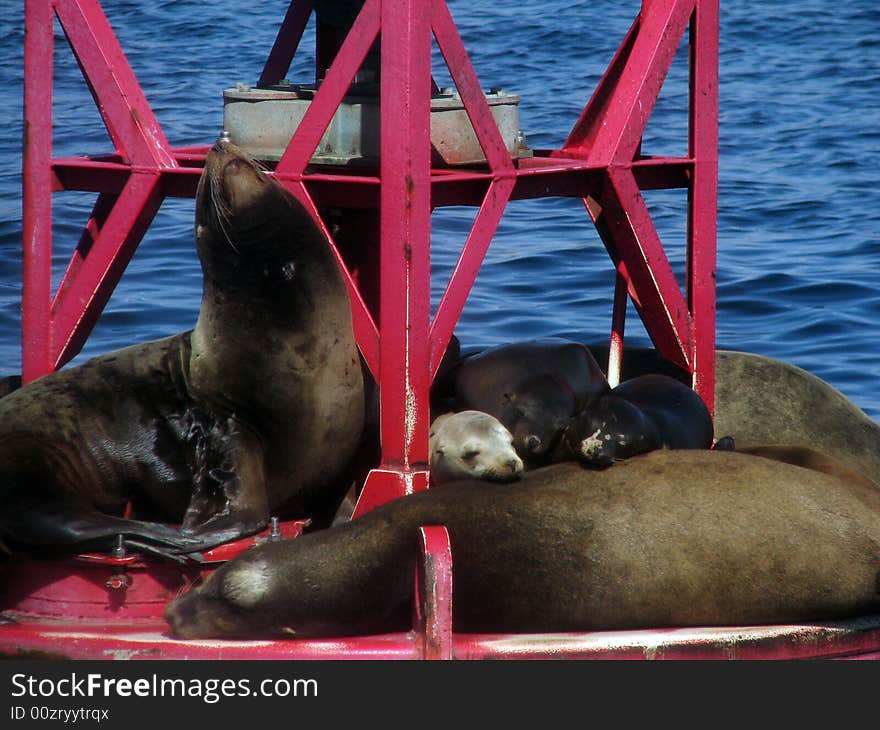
[{"x1": 20, "y1": 0, "x2": 718, "y2": 532}]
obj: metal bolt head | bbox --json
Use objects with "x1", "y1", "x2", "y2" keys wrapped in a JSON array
[{"x1": 269, "y1": 516, "x2": 282, "y2": 542}]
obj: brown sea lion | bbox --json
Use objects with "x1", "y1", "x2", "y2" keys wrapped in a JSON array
[
  {"x1": 164, "y1": 450, "x2": 880, "y2": 639},
  {"x1": 429, "y1": 411, "x2": 524, "y2": 485},
  {"x1": 0, "y1": 139, "x2": 364, "y2": 558},
  {"x1": 442, "y1": 338, "x2": 610, "y2": 465},
  {"x1": 589, "y1": 345, "x2": 880, "y2": 485},
  {"x1": 737, "y1": 445, "x2": 879, "y2": 491},
  {"x1": 556, "y1": 374, "x2": 714, "y2": 467}
]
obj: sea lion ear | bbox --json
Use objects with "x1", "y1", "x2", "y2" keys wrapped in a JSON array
[{"x1": 502, "y1": 392, "x2": 516, "y2": 404}]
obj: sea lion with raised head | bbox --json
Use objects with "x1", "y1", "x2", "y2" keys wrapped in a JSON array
[
  {"x1": 556, "y1": 373, "x2": 714, "y2": 467},
  {"x1": 165, "y1": 449, "x2": 880, "y2": 639},
  {"x1": 0, "y1": 139, "x2": 364, "y2": 558},
  {"x1": 429, "y1": 411, "x2": 524, "y2": 485},
  {"x1": 443, "y1": 338, "x2": 610, "y2": 465}
]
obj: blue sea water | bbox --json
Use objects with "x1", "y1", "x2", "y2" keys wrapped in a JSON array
[{"x1": 0, "y1": 0, "x2": 877, "y2": 416}]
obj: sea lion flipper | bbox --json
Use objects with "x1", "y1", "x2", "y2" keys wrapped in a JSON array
[
  {"x1": 1, "y1": 499, "x2": 212, "y2": 556},
  {"x1": 180, "y1": 420, "x2": 269, "y2": 545}
]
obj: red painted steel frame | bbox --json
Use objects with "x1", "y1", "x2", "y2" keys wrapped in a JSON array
[
  {"x1": 23, "y1": 0, "x2": 718, "y2": 482},
  {"x1": 14, "y1": 0, "x2": 742, "y2": 658}
]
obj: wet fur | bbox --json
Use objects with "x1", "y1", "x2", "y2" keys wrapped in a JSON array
[
  {"x1": 589, "y1": 345, "x2": 880, "y2": 485},
  {"x1": 0, "y1": 142, "x2": 364, "y2": 558},
  {"x1": 558, "y1": 373, "x2": 714, "y2": 467}
]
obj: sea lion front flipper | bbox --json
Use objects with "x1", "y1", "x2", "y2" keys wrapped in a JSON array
[
  {"x1": 0, "y1": 497, "x2": 210, "y2": 557},
  {"x1": 180, "y1": 418, "x2": 269, "y2": 547}
]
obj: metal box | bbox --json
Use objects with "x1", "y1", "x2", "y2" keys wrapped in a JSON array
[{"x1": 223, "y1": 83, "x2": 529, "y2": 166}]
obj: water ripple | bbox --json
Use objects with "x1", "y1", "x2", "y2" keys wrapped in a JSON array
[{"x1": 0, "y1": 0, "x2": 877, "y2": 418}]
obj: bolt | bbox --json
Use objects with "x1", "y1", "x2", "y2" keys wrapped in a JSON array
[
  {"x1": 269, "y1": 516, "x2": 282, "y2": 542},
  {"x1": 112, "y1": 534, "x2": 126, "y2": 559}
]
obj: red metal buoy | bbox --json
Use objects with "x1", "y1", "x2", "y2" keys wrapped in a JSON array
[{"x1": 14, "y1": 0, "x2": 864, "y2": 661}]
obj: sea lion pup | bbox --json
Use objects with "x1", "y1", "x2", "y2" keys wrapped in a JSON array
[
  {"x1": 429, "y1": 411, "x2": 524, "y2": 485},
  {"x1": 444, "y1": 338, "x2": 610, "y2": 465},
  {"x1": 164, "y1": 450, "x2": 880, "y2": 639},
  {"x1": 589, "y1": 345, "x2": 880, "y2": 485},
  {"x1": 556, "y1": 374, "x2": 714, "y2": 468},
  {"x1": 0, "y1": 139, "x2": 364, "y2": 557}
]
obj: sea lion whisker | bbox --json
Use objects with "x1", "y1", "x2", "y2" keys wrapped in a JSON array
[{"x1": 209, "y1": 184, "x2": 241, "y2": 254}]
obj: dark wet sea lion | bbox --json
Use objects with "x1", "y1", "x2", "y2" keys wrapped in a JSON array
[
  {"x1": 557, "y1": 373, "x2": 714, "y2": 467},
  {"x1": 0, "y1": 376, "x2": 20, "y2": 398},
  {"x1": 443, "y1": 338, "x2": 610, "y2": 465},
  {"x1": 589, "y1": 345, "x2": 880, "y2": 485},
  {"x1": 0, "y1": 140, "x2": 364, "y2": 557},
  {"x1": 165, "y1": 450, "x2": 880, "y2": 639}
]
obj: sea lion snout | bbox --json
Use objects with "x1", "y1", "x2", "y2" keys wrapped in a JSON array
[
  {"x1": 165, "y1": 566, "x2": 261, "y2": 640},
  {"x1": 220, "y1": 157, "x2": 269, "y2": 215}
]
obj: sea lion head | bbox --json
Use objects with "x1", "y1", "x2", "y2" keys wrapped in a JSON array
[
  {"x1": 499, "y1": 375, "x2": 576, "y2": 463},
  {"x1": 165, "y1": 550, "x2": 342, "y2": 640},
  {"x1": 165, "y1": 556, "x2": 276, "y2": 639},
  {"x1": 562, "y1": 397, "x2": 659, "y2": 468},
  {"x1": 429, "y1": 411, "x2": 524, "y2": 485},
  {"x1": 165, "y1": 525, "x2": 413, "y2": 639},
  {"x1": 194, "y1": 136, "x2": 335, "y2": 296}
]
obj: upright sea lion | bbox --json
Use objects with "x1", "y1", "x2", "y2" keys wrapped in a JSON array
[
  {"x1": 429, "y1": 411, "x2": 523, "y2": 485},
  {"x1": 165, "y1": 450, "x2": 880, "y2": 639},
  {"x1": 589, "y1": 345, "x2": 880, "y2": 485},
  {"x1": 557, "y1": 374, "x2": 714, "y2": 467},
  {"x1": 0, "y1": 139, "x2": 364, "y2": 557},
  {"x1": 443, "y1": 338, "x2": 610, "y2": 465}
]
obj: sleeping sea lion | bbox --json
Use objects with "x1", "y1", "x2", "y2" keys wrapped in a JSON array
[
  {"x1": 429, "y1": 411, "x2": 523, "y2": 485},
  {"x1": 589, "y1": 345, "x2": 880, "y2": 485},
  {"x1": 557, "y1": 373, "x2": 714, "y2": 467},
  {"x1": 165, "y1": 450, "x2": 880, "y2": 638},
  {"x1": 443, "y1": 338, "x2": 610, "y2": 465}
]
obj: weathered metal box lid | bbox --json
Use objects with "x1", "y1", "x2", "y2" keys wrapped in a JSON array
[{"x1": 223, "y1": 83, "x2": 529, "y2": 166}]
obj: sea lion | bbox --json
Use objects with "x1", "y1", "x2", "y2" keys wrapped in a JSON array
[
  {"x1": 0, "y1": 376, "x2": 20, "y2": 398},
  {"x1": 556, "y1": 373, "x2": 714, "y2": 467},
  {"x1": 429, "y1": 411, "x2": 524, "y2": 485},
  {"x1": 736, "y1": 445, "x2": 879, "y2": 491},
  {"x1": 164, "y1": 450, "x2": 880, "y2": 639},
  {"x1": 0, "y1": 139, "x2": 364, "y2": 557},
  {"x1": 589, "y1": 345, "x2": 880, "y2": 485},
  {"x1": 443, "y1": 338, "x2": 610, "y2": 465}
]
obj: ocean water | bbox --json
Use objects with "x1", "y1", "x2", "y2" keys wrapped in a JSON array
[{"x1": 0, "y1": 0, "x2": 877, "y2": 417}]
